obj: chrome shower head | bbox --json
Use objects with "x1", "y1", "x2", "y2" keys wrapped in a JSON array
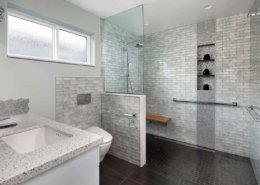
[{"x1": 135, "y1": 43, "x2": 143, "y2": 48}]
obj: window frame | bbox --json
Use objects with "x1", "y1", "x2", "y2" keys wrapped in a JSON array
[
  {"x1": 56, "y1": 27, "x2": 91, "y2": 65},
  {"x1": 7, "y1": 12, "x2": 94, "y2": 67}
]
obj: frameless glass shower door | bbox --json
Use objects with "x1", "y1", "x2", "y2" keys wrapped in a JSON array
[{"x1": 103, "y1": 5, "x2": 144, "y2": 94}]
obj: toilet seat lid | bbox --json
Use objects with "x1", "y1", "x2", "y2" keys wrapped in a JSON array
[{"x1": 87, "y1": 127, "x2": 112, "y2": 144}]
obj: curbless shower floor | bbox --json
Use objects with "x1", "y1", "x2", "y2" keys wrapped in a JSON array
[{"x1": 100, "y1": 134, "x2": 257, "y2": 185}]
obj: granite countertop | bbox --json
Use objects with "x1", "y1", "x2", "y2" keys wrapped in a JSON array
[{"x1": 0, "y1": 113, "x2": 102, "y2": 185}]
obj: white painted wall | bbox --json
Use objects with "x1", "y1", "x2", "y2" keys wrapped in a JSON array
[{"x1": 0, "y1": 0, "x2": 101, "y2": 119}]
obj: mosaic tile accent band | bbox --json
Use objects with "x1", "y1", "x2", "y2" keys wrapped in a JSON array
[
  {"x1": 196, "y1": 20, "x2": 216, "y2": 149},
  {"x1": 0, "y1": 98, "x2": 29, "y2": 117}
]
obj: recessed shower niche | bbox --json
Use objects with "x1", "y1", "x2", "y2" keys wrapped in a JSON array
[{"x1": 197, "y1": 44, "x2": 215, "y2": 90}]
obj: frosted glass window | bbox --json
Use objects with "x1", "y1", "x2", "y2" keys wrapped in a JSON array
[
  {"x1": 58, "y1": 30, "x2": 89, "y2": 63},
  {"x1": 8, "y1": 15, "x2": 53, "y2": 59},
  {"x1": 7, "y1": 13, "x2": 93, "y2": 66}
]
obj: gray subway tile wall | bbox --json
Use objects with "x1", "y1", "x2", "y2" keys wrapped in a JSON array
[
  {"x1": 145, "y1": 24, "x2": 198, "y2": 145},
  {"x1": 145, "y1": 14, "x2": 253, "y2": 157},
  {"x1": 101, "y1": 93, "x2": 143, "y2": 166},
  {"x1": 215, "y1": 14, "x2": 251, "y2": 156},
  {"x1": 55, "y1": 77, "x2": 103, "y2": 129},
  {"x1": 250, "y1": 15, "x2": 260, "y2": 107}
]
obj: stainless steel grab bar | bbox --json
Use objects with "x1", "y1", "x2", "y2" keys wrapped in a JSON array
[
  {"x1": 173, "y1": 98, "x2": 238, "y2": 107},
  {"x1": 102, "y1": 111, "x2": 137, "y2": 118},
  {"x1": 246, "y1": 106, "x2": 260, "y2": 122}
]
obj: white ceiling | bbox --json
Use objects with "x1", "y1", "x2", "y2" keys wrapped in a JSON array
[{"x1": 66, "y1": 0, "x2": 255, "y2": 34}]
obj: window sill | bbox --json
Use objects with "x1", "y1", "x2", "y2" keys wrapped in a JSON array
[{"x1": 7, "y1": 54, "x2": 95, "y2": 67}]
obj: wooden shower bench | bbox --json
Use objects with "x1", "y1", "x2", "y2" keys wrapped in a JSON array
[{"x1": 146, "y1": 114, "x2": 171, "y2": 125}]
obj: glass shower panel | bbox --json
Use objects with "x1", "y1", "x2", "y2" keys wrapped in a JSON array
[
  {"x1": 250, "y1": 14, "x2": 260, "y2": 184},
  {"x1": 103, "y1": 5, "x2": 144, "y2": 94}
]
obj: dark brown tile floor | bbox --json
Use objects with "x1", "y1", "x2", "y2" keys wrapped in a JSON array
[{"x1": 100, "y1": 134, "x2": 257, "y2": 185}]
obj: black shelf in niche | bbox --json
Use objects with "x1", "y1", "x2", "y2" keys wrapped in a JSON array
[
  {"x1": 197, "y1": 43, "x2": 215, "y2": 48},
  {"x1": 203, "y1": 84, "x2": 210, "y2": 90},
  {"x1": 197, "y1": 42, "x2": 216, "y2": 91},
  {"x1": 198, "y1": 75, "x2": 215, "y2": 78},
  {"x1": 198, "y1": 59, "x2": 215, "y2": 62}
]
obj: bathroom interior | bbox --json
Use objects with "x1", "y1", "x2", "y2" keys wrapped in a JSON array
[{"x1": 0, "y1": 0, "x2": 260, "y2": 185}]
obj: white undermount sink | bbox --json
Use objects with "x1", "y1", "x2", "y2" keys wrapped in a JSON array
[{"x1": 1, "y1": 126, "x2": 72, "y2": 154}]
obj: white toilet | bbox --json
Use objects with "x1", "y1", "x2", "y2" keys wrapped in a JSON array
[{"x1": 87, "y1": 126, "x2": 113, "y2": 162}]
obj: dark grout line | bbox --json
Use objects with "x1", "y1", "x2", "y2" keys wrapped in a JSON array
[
  {"x1": 143, "y1": 166, "x2": 182, "y2": 184},
  {"x1": 121, "y1": 177, "x2": 143, "y2": 185},
  {"x1": 102, "y1": 162, "x2": 138, "y2": 185},
  {"x1": 119, "y1": 175, "x2": 135, "y2": 185},
  {"x1": 102, "y1": 163, "x2": 124, "y2": 177},
  {"x1": 118, "y1": 165, "x2": 140, "y2": 185}
]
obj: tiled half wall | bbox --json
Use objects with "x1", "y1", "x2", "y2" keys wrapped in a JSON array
[
  {"x1": 55, "y1": 77, "x2": 146, "y2": 166},
  {"x1": 101, "y1": 93, "x2": 146, "y2": 167}
]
